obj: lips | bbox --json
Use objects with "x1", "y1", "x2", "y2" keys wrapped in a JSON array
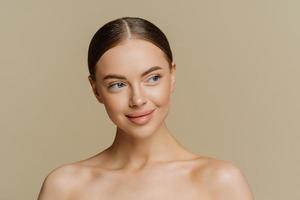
[
  {"x1": 125, "y1": 109, "x2": 156, "y2": 125},
  {"x1": 125, "y1": 109, "x2": 155, "y2": 118}
]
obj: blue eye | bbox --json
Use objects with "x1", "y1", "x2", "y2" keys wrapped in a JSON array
[
  {"x1": 108, "y1": 75, "x2": 162, "y2": 91},
  {"x1": 148, "y1": 75, "x2": 161, "y2": 83},
  {"x1": 108, "y1": 82, "x2": 125, "y2": 90}
]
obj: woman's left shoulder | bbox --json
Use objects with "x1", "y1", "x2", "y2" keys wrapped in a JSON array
[{"x1": 191, "y1": 156, "x2": 255, "y2": 199}]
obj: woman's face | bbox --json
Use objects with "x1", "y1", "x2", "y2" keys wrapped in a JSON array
[{"x1": 88, "y1": 39, "x2": 176, "y2": 138}]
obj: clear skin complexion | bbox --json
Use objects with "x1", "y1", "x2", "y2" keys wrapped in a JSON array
[{"x1": 37, "y1": 39, "x2": 254, "y2": 200}]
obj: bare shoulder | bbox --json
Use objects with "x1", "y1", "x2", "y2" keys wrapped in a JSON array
[
  {"x1": 37, "y1": 163, "x2": 89, "y2": 200},
  {"x1": 192, "y1": 156, "x2": 255, "y2": 200}
]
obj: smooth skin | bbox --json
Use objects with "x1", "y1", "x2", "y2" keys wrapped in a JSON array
[{"x1": 37, "y1": 39, "x2": 254, "y2": 200}]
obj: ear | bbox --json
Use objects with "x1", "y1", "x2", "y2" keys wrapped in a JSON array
[
  {"x1": 88, "y1": 75, "x2": 104, "y2": 104},
  {"x1": 170, "y1": 62, "x2": 176, "y2": 93}
]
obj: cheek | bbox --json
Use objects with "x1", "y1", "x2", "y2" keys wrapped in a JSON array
[
  {"x1": 101, "y1": 93, "x2": 128, "y2": 120},
  {"x1": 107, "y1": 97, "x2": 126, "y2": 110},
  {"x1": 103, "y1": 101, "x2": 124, "y2": 125},
  {"x1": 148, "y1": 81, "x2": 171, "y2": 106}
]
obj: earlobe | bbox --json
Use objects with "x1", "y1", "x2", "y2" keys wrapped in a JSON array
[
  {"x1": 94, "y1": 90, "x2": 104, "y2": 104},
  {"x1": 88, "y1": 75, "x2": 104, "y2": 104},
  {"x1": 170, "y1": 62, "x2": 176, "y2": 93}
]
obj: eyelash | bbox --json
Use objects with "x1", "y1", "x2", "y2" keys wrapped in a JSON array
[{"x1": 108, "y1": 74, "x2": 162, "y2": 90}]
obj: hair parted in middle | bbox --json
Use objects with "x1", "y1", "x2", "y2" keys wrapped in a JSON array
[{"x1": 87, "y1": 16, "x2": 174, "y2": 81}]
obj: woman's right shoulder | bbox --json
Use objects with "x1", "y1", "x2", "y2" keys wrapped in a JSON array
[{"x1": 37, "y1": 163, "x2": 88, "y2": 200}]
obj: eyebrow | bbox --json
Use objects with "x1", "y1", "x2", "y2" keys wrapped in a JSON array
[{"x1": 102, "y1": 66, "x2": 163, "y2": 81}]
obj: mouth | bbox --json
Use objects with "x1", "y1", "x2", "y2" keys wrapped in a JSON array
[
  {"x1": 125, "y1": 109, "x2": 156, "y2": 118},
  {"x1": 125, "y1": 109, "x2": 156, "y2": 125}
]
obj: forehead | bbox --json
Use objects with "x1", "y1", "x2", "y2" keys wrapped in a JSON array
[{"x1": 95, "y1": 39, "x2": 169, "y2": 75}]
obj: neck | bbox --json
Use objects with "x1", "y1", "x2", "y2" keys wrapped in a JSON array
[{"x1": 103, "y1": 122, "x2": 195, "y2": 171}]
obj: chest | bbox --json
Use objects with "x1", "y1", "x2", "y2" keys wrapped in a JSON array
[{"x1": 73, "y1": 173, "x2": 212, "y2": 200}]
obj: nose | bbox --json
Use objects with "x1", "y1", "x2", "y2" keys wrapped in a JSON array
[{"x1": 129, "y1": 84, "x2": 147, "y2": 108}]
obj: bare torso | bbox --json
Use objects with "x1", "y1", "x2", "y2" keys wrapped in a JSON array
[{"x1": 62, "y1": 155, "x2": 219, "y2": 200}]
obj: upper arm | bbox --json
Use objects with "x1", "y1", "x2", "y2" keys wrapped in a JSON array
[
  {"x1": 37, "y1": 165, "x2": 76, "y2": 200},
  {"x1": 210, "y1": 160, "x2": 255, "y2": 200}
]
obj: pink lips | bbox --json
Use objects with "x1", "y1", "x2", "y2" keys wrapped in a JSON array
[{"x1": 125, "y1": 109, "x2": 156, "y2": 125}]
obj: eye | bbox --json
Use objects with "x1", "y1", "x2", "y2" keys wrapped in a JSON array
[
  {"x1": 108, "y1": 82, "x2": 126, "y2": 90},
  {"x1": 147, "y1": 74, "x2": 162, "y2": 83},
  {"x1": 107, "y1": 75, "x2": 162, "y2": 91}
]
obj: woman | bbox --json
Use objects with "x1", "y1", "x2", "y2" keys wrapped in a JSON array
[{"x1": 37, "y1": 16, "x2": 254, "y2": 200}]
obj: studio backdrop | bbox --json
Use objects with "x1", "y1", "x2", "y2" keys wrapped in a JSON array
[{"x1": 0, "y1": 0, "x2": 299, "y2": 199}]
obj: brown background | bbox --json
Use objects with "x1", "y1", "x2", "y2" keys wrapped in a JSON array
[{"x1": 1, "y1": 0, "x2": 299, "y2": 199}]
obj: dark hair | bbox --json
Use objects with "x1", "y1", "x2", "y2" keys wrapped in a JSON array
[{"x1": 87, "y1": 16, "x2": 173, "y2": 80}]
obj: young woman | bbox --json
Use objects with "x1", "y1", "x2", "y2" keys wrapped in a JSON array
[{"x1": 37, "y1": 17, "x2": 254, "y2": 200}]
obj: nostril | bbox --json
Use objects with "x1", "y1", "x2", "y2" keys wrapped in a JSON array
[
  {"x1": 129, "y1": 95, "x2": 147, "y2": 106},
  {"x1": 129, "y1": 99, "x2": 147, "y2": 108},
  {"x1": 128, "y1": 85, "x2": 148, "y2": 107}
]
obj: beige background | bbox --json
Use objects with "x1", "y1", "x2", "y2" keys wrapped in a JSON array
[{"x1": 1, "y1": 0, "x2": 299, "y2": 199}]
